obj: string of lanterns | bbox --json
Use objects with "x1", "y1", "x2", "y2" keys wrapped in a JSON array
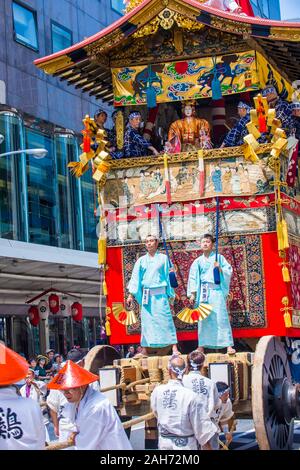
[{"x1": 28, "y1": 293, "x2": 83, "y2": 326}]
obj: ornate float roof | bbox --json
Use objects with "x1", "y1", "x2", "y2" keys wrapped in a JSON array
[{"x1": 34, "y1": 0, "x2": 300, "y2": 104}]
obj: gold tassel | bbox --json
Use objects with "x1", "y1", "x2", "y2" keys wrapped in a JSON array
[
  {"x1": 281, "y1": 218, "x2": 289, "y2": 249},
  {"x1": 284, "y1": 312, "x2": 292, "y2": 328},
  {"x1": 102, "y1": 279, "x2": 108, "y2": 296},
  {"x1": 282, "y1": 265, "x2": 290, "y2": 283},
  {"x1": 277, "y1": 220, "x2": 285, "y2": 251},
  {"x1": 105, "y1": 315, "x2": 111, "y2": 336},
  {"x1": 98, "y1": 238, "x2": 106, "y2": 265}
]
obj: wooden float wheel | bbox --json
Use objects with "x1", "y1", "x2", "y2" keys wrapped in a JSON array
[
  {"x1": 84, "y1": 345, "x2": 121, "y2": 374},
  {"x1": 252, "y1": 335, "x2": 294, "y2": 450}
]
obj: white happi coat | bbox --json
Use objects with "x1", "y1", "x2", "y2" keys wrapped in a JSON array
[
  {"x1": 182, "y1": 371, "x2": 219, "y2": 417},
  {"x1": 209, "y1": 398, "x2": 234, "y2": 450},
  {"x1": 151, "y1": 379, "x2": 217, "y2": 450},
  {"x1": 63, "y1": 385, "x2": 132, "y2": 450},
  {"x1": 47, "y1": 389, "x2": 71, "y2": 442},
  {"x1": 0, "y1": 386, "x2": 45, "y2": 450},
  {"x1": 20, "y1": 380, "x2": 47, "y2": 402},
  {"x1": 211, "y1": 398, "x2": 234, "y2": 430},
  {"x1": 20, "y1": 380, "x2": 50, "y2": 442}
]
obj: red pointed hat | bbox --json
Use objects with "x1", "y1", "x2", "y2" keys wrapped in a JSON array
[
  {"x1": 47, "y1": 360, "x2": 98, "y2": 390},
  {"x1": 0, "y1": 343, "x2": 29, "y2": 386}
]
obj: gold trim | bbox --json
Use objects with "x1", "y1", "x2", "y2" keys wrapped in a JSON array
[
  {"x1": 211, "y1": 17, "x2": 251, "y2": 36},
  {"x1": 109, "y1": 143, "x2": 272, "y2": 170},
  {"x1": 133, "y1": 9, "x2": 205, "y2": 38},
  {"x1": 37, "y1": 56, "x2": 73, "y2": 74},
  {"x1": 86, "y1": 30, "x2": 126, "y2": 57},
  {"x1": 269, "y1": 27, "x2": 300, "y2": 42}
]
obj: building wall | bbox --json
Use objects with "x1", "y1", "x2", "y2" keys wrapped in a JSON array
[{"x1": 0, "y1": 0, "x2": 122, "y2": 132}]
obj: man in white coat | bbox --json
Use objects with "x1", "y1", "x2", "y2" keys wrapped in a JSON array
[
  {"x1": 0, "y1": 343, "x2": 45, "y2": 450},
  {"x1": 183, "y1": 350, "x2": 219, "y2": 417},
  {"x1": 151, "y1": 355, "x2": 217, "y2": 450},
  {"x1": 20, "y1": 368, "x2": 50, "y2": 442},
  {"x1": 47, "y1": 360, "x2": 132, "y2": 450}
]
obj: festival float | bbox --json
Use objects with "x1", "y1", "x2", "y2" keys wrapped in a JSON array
[{"x1": 35, "y1": 0, "x2": 300, "y2": 450}]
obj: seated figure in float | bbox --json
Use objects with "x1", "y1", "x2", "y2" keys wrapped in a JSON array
[
  {"x1": 167, "y1": 101, "x2": 212, "y2": 153},
  {"x1": 204, "y1": 0, "x2": 246, "y2": 14}
]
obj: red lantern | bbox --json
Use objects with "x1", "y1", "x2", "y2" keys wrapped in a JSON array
[
  {"x1": 175, "y1": 61, "x2": 188, "y2": 75},
  {"x1": 28, "y1": 306, "x2": 39, "y2": 327},
  {"x1": 49, "y1": 293, "x2": 60, "y2": 314},
  {"x1": 71, "y1": 302, "x2": 83, "y2": 322}
]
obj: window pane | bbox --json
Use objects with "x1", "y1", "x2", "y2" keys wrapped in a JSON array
[
  {"x1": 0, "y1": 112, "x2": 26, "y2": 241},
  {"x1": 55, "y1": 134, "x2": 78, "y2": 249},
  {"x1": 51, "y1": 22, "x2": 72, "y2": 53},
  {"x1": 111, "y1": 0, "x2": 124, "y2": 14},
  {"x1": 81, "y1": 168, "x2": 97, "y2": 252},
  {"x1": 12, "y1": 2, "x2": 38, "y2": 50},
  {"x1": 25, "y1": 129, "x2": 58, "y2": 246}
]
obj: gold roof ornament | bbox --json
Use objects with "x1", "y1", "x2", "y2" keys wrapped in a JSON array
[
  {"x1": 124, "y1": 0, "x2": 207, "y2": 14},
  {"x1": 123, "y1": 0, "x2": 143, "y2": 13}
]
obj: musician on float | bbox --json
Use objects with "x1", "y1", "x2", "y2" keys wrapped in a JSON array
[
  {"x1": 221, "y1": 101, "x2": 251, "y2": 148},
  {"x1": 124, "y1": 111, "x2": 159, "y2": 158},
  {"x1": 187, "y1": 233, "x2": 235, "y2": 355},
  {"x1": 126, "y1": 234, "x2": 179, "y2": 356}
]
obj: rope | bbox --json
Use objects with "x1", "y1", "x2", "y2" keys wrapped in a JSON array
[
  {"x1": 146, "y1": 357, "x2": 162, "y2": 383},
  {"x1": 232, "y1": 362, "x2": 240, "y2": 404}
]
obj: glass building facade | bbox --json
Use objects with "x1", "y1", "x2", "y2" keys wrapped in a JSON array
[{"x1": 0, "y1": 107, "x2": 98, "y2": 252}]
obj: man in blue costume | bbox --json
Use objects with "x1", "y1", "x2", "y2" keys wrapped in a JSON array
[
  {"x1": 221, "y1": 101, "x2": 251, "y2": 148},
  {"x1": 261, "y1": 86, "x2": 292, "y2": 135},
  {"x1": 187, "y1": 233, "x2": 235, "y2": 354},
  {"x1": 124, "y1": 111, "x2": 159, "y2": 158},
  {"x1": 126, "y1": 234, "x2": 179, "y2": 355}
]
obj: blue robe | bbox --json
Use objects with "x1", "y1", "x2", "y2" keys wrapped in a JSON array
[
  {"x1": 187, "y1": 251, "x2": 233, "y2": 348},
  {"x1": 128, "y1": 252, "x2": 177, "y2": 348}
]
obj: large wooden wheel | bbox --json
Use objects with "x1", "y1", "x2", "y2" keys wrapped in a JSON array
[
  {"x1": 252, "y1": 335, "x2": 299, "y2": 450},
  {"x1": 84, "y1": 345, "x2": 121, "y2": 374}
]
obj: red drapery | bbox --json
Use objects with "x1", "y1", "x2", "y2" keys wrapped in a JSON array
[{"x1": 239, "y1": 0, "x2": 254, "y2": 16}]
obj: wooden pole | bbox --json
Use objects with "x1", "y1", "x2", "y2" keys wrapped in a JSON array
[{"x1": 123, "y1": 412, "x2": 155, "y2": 430}]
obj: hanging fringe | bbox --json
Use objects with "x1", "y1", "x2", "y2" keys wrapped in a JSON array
[
  {"x1": 67, "y1": 161, "x2": 89, "y2": 178},
  {"x1": 102, "y1": 278, "x2": 108, "y2": 296},
  {"x1": 284, "y1": 312, "x2": 292, "y2": 328},
  {"x1": 282, "y1": 265, "x2": 291, "y2": 283},
  {"x1": 98, "y1": 238, "x2": 107, "y2": 265},
  {"x1": 105, "y1": 313, "x2": 111, "y2": 336}
]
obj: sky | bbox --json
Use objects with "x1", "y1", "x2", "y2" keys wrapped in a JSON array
[{"x1": 279, "y1": 0, "x2": 300, "y2": 19}]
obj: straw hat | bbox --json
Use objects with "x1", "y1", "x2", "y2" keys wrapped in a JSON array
[
  {"x1": 47, "y1": 360, "x2": 98, "y2": 390},
  {"x1": 0, "y1": 343, "x2": 29, "y2": 386}
]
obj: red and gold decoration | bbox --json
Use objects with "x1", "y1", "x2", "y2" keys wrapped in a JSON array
[
  {"x1": 71, "y1": 302, "x2": 83, "y2": 322},
  {"x1": 177, "y1": 303, "x2": 213, "y2": 324},
  {"x1": 112, "y1": 51, "x2": 259, "y2": 106},
  {"x1": 67, "y1": 115, "x2": 111, "y2": 311},
  {"x1": 68, "y1": 116, "x2": 111, "y2": 189},
  {"x1": 112, "y1": 303, "x2": 137, "y2": 326},
  {"x1": 28, "y1": 305, "x2": 40, "y2": 327}
]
